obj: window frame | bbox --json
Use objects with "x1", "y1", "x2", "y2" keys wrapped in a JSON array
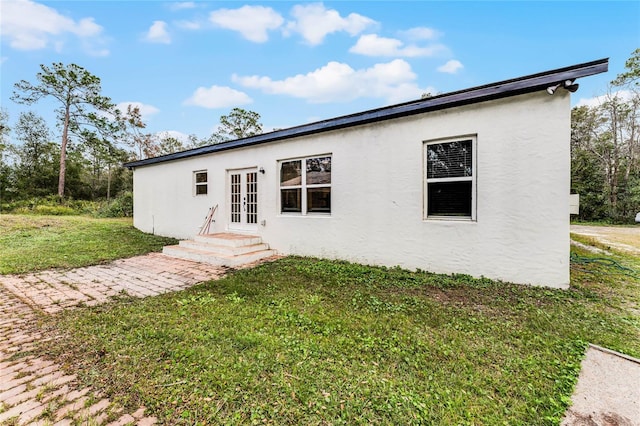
[
  {"x1": 193, "y1": 170, "x2": 208, "y2": 196},
  {"x1": 423, "y1": 136, "x2": 477, "y2": 221},
  {"x1": 279, "y1": 154, "x2": 332, "y2": 216}
]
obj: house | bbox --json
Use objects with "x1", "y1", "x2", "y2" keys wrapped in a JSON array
[{"x1": 125, "y1": 59, "x2": 609, "y2": 289}]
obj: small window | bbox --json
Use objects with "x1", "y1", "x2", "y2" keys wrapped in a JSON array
[
  {"x1": 280, "y1": 155, "x2": 331, "y2": 214},
  {"x1": 194, "y1": 171, "x2": 208, "y2": 196},
  {"x1": 425, "y1": 138, "x2": 475, "y2": 219}
]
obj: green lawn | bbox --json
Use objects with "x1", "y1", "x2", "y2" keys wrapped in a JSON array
[
  {"x1": 41, "y1": 248, "x2": 639, "y2": 424},
  {"x1": 2, "y1": 216, "x2": 637, "y2": 424},
  {"x1": 0, "y1": 214, "x2": 177, "y2": 274}
]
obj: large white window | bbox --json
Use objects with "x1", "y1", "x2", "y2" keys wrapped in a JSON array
[
  {"x1": 194, "y1": 170, "x2": 208, "y2": 196},
  {"x1": 424, "y1": 137, "x2": 476, "y2": 220},
  {"x1": 280, "y1": 155, "x2": 331, "y2": 214}
]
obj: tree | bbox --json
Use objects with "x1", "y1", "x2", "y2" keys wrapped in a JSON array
[
  {"x1": 80, "y1": 133, "x2": 129, "y2": 200},
  {"x1": 11, "y1": 63, "x2": 116, "y2": 198},
  {"x1": 13, "y1": 112, "x2": 59, "y2": 196},
  {"x1": 606, "y1": 50, "x2": 640, "y2": 219},
  {"x1": 570, "y1": 49, "x2": 640, "y2": 222},
  {"x1": 103, "y1": 146, "x2": 131, "y2": 200},
  {"x1": 82, "y1": 133, "x2": 110, "y2": 199},
  {"x1": 0, "y1": 108, "x2": 9, "y2": 154},
  {"x1": 0, "y1": 109, "x2": 10, "y2": 184},
  {"x1": 0, "y1": 109, "x2": 10, "y2": 210},
  {"x1": 571, "y1": 106, "x2": 607, "y2": 220},
  {"x1": 119, "y1": 105, "x2": 158, "y2": 160},
  {"x1": 157, "y1": 135, "x2": 184, "y2": 156},
  {"x1": 209, "y1": 108, "x2": 263, "y2": 143},
  {"x1": 0, "y1": 109, "x2": 10, "y2": 172},
  {"x1": 186, "y1": 133, "x2": 208, "y2": 149},
  {"x1": 571, "y1": 92, "x2": 640, "y2": 221},
  {"x1": 612, "y1": 48, "x2": 640, "y2": 87},
  {"x1": 15, "y1": 112, "x2": 51, "y2": 171}
]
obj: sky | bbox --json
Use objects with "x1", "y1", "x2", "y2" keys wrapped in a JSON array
[{"x1": 1, "y1": 0, "x2": 639, "y2": 143}]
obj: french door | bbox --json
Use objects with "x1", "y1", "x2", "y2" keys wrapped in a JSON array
[{"x1": 228, "y1": 168, "x2": 258, "y2": 232}]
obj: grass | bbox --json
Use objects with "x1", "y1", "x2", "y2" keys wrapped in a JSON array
[
  {"x1": 0, "y1": 214, "x2": 177, "y2": 274},
  {"x1": 2, "y1": 215, "x2": 637, "y2": 424},
  {"x1": 41, "y1": 249, "x2": 639, "y2": 425}
]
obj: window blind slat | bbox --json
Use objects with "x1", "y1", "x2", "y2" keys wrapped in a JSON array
[{"x1": 427, "y1": 140, "x2": 472, "y2": 179}]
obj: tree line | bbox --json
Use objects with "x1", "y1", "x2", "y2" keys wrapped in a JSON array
[
  {"x1": 1, "y1": 52, "x2": 639, "y2": 222},
  {"x1": 571, "y1": 49, "x2": 639, "y2": 222},
  {"x1": 0, "y1": 62, "x2": 262, "y2": 206}
]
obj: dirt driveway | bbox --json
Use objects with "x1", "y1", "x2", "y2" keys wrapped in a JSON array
[{"x1": 570, "y1": 225, "x2": 640, "y2": 255}]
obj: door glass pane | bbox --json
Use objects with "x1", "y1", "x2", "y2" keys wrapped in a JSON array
[
  {"x1": 306, "y1": 157, "x2": 331, "y2": 184},
  {"x1": 231, "y1": 174, "x2": 241, "y2": 223},
  {"x1": 281, "y1": 188, "x2": 301, "y2": 212},
  {"x1": 307, "y1": 187, "x2": 331, "y2": 213},
  {"x1": 281, "y1": 160, "x2": 302, "y2": 186},
  {"x1": 246, "y1": 172, "x2": 258, "y2": 224}
]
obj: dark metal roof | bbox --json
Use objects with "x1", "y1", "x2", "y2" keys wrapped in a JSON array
[{"x1": 125, "y1": 58, "x2": 608, "y2": 169}]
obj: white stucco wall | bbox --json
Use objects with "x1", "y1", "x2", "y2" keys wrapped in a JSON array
[{"x1": 132, "y1": 91, "x2": 571, "y2": 288}]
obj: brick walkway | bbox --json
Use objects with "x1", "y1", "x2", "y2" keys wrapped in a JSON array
[{"x1": 0, "y1": 253, "x2": 227, "y2": 425}]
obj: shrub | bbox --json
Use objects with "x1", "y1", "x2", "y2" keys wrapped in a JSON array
[
  {"x1": 0, "y1": 193, "x2": 133, "y2": 218},
  {"x1": 99, "y1": 191, "x2": 133, "y2": 218},
  {"x1": 31, "y1": 205, "x2": 76, "y2": 215},
  {"x1": 1, "y1": 196, "x2": 103, "y2": 217},
  {"x1": 1, "y1": 196, "x2": 79, "y2": 215}
]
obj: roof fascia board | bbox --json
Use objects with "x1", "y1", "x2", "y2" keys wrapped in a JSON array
[{"x1": 125, "y1": 58, "x2": 608, "y2": 169}]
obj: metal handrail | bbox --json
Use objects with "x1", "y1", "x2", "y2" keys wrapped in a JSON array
[{"x1": 198, "y1": 204, "x2": 218, "y2": 235}]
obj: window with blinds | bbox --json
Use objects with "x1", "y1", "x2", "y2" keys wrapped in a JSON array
[{"x1": 425, "y1": 138, "x2": 475, "y2": 219}]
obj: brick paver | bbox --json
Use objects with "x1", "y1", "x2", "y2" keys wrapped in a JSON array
[
  {"x1": 1, "y1": 253, "x2": 225, "y2": 314},
  {"x1": 0, "y1": 253, "x2": 228, "y2": 425}
]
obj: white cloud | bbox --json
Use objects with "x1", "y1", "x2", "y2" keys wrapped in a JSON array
[
  {"x1": 576, "y1": 90, "x2": 633, "y2": 108},
  {"x1": 209, "y1": 5, "x2": 283, "y2": 43},
  {"x1": 144, "y1": 20, "x2": 171, "y2": 44},
  {"x1": 350, "y1": 34, "x2": 446, "y2": 58},
  {"x1": 74, "y1": 17, "x2": 102, "y2": 37},
  {"x1": 400, "y1": 27, "x2": 441, "y2": 41},
  {"x1": 233, "y1": 59, "x2": 430, "y2": 104},
  {"x1": 184, "y1": 85, "x2": 253, "y2": 109},
  {"x1": 116, "y1": 102, "x2": 160, "y2": 121},
  {"x1": 437, "y1": 59, "x2": 463, "y2": 74},
  {"x1": 285, "y1": 3, "x2": 376, "y2": 45},
  {"x1": 169, "y1": 2, "x2": 196, "y2": 11},
  {"x1": 0, "y1": 0, "x2": 108, "y2": 54},
  {"x1": 176, "y1": 20, "x2": 201, "y2": 30}
]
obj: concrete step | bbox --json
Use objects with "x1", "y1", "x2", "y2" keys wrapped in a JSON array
[
  {"x1": 178, "y1": 240, "x2": 270, "y2": 256},
  {"x1": 194, "y1": 233, "x2": 263, "y2": 248},
  {"x1": 162, "y1": 245, "x2": 276, "y2": 267}
]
